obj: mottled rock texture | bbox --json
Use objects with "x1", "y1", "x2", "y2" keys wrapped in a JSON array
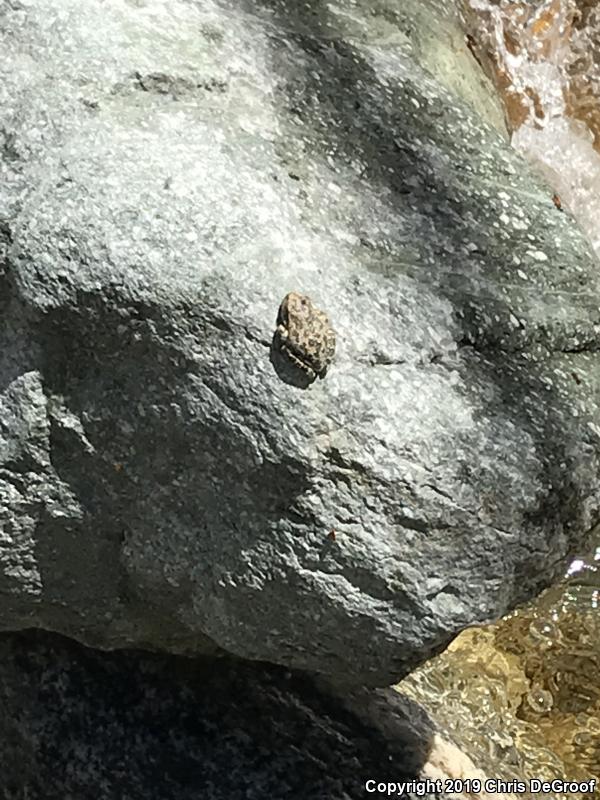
[
  {"x1": 1, "y1": 0, "x2": 600, "y2": 686},
  {"x1": 0, "y1": 630, "x2": 443, "y2": 800}
]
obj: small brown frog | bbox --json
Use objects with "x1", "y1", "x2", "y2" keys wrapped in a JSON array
[{"x1": 273, "y1": 291, "x2": 336, "y2": 383}]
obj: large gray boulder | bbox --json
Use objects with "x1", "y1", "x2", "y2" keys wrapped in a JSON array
[{"x1": 1, "y1": 0, "x2": 600, "y2": 686}]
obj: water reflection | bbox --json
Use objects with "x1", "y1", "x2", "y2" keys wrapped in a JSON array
[{"x1": 399, "y1": 545, "x2": 600, "y2": 796}]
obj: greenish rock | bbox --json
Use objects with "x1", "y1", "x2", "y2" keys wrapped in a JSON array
[{"x1": 0, "y1": 0, "x2": 599, "y2": 687}]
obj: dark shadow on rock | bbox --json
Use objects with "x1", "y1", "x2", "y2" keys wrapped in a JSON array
[
  {"x1": 269, "y1": 335, "x2": 317, "y2": 388},
  {"x1": 0, "y1": 220, "x2": 39, "y2": 395},
  {"x1": 26, "y1": 284, "x2": 316, "y2": 650},
  {"x1": 0, "y1": 630, "x2": 441, "y2": 800}
]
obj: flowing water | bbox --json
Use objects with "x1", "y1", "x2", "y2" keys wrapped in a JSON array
[
  {"x1": 461, "y1": 0, "x2": 600, "y2": 254},
  {"x1": 398, "y1": 2, "x2": 600, "y2": 795},
  {"x1": 400, "y1": 542, "x2": 600, "y2": 797}
]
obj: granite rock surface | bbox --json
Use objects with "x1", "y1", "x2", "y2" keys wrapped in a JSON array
[{"x1": 0, "y1": 630, "x2": 444, "y2": 800}]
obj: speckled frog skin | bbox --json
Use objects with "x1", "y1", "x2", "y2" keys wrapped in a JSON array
[{"x1": 275, "y1": 292, "x2": 336, "y2": 381}]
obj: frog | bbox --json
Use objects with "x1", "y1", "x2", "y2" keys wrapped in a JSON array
[{"x1": 273, "y1": 291, "x2": 336, "y2": 382}]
